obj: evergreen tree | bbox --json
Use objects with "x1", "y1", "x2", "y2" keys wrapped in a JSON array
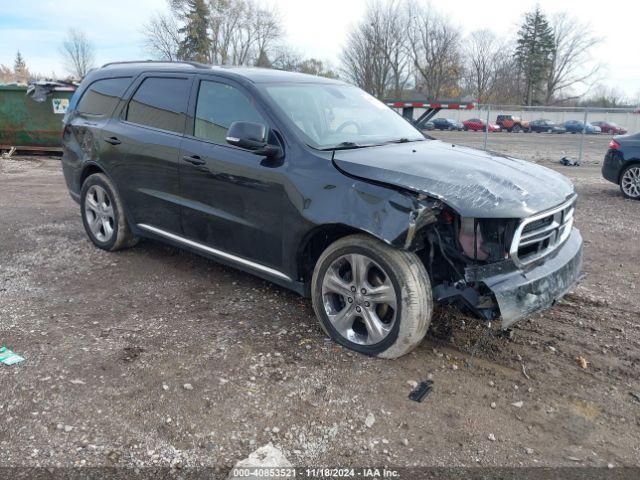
[
  {"x1": 515, "y1": 7, "x2": 555, "y2": 105},
  {"x1": 14, "y1": 51, "x2": 26, "y2": 73},
  {"x1": 177, "y1": 0, "x2": 212, "y2": 62},
  {"x1": 13, "y1": 50, "x2": 28, "y2": 82}
]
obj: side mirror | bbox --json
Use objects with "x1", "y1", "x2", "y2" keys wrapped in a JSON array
[
  {"x1": 226, "y1": 121, "x2": 267, "y2": 149},
  {"x1": 226, "y1": 121, "x2": 283, "y2": 159}
]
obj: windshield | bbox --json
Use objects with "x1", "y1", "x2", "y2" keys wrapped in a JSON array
[{"x1": 260, "y1": 83, "x2": 425, "y2": 150}]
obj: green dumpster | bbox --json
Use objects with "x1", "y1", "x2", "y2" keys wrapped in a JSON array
[{"x1": 0, "y1": 83, "x2": 76, "y2": 151}]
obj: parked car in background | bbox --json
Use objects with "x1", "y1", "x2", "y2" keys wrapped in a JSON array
[
  {"x1": 423, "y1": 120, "x2": 434, "y2": 131},
  {"x1": 61, "y1": 61, "x2": 583, "y2": 358},
  {"x1": 591, "y1": 121, "x2": 627, "y2": 135},
  {"x1": 529, "y1": 119, "x2": 566, "y2": 134},
  {"x1": 563, "y1": 120, "x2": 600, "y2": 134},
  {"x1": 496, "y1": 114, "x2": 530, "y2": 132},
  {"x1": 462, "y1": 118, "x2": 501, "y2": 132},
  {"x1": 432, "y1": 117, "x2": 464, "y2": 131},
  {"x1": 602, "y1": 133, "x2": 640, "y2": 199}
]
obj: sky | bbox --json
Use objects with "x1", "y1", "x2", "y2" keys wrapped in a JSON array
[{"x1": 1, "y1": 0, "x2": 638, "y2": 99}]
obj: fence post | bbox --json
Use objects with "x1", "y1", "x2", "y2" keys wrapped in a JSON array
[
  {"x1": 483, "y1": 105, "x2": 490, "y2": 151},
  {"x1": 578, "y1": 108, "x2": 588, "y2": 163}
]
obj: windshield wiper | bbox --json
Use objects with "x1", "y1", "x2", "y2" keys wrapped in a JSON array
[
  {"x1": 321, "y1": 141, "x2": 369, "y2": 151},
  {"x1": 384, "y1": 137, "x2": 424, "y2": 145}
]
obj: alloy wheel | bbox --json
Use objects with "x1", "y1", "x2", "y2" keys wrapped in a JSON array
[
  {"x1": 84, "y1": 185, "x2": 115, "y2": 242},
  {"x1": 321, "y1": 253, "x2": 398, "y2": 345},
  {"x1": 621, "y1": 167, "x2": 640, "y2": 198}
]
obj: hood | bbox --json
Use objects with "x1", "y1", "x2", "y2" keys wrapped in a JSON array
[{"x1": 333, "y1": 140, "x2": 575, "y2": 219}]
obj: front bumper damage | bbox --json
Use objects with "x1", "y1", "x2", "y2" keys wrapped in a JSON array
[{"x1": 467, "y1": 228, "x2": 583, "y2": 328}]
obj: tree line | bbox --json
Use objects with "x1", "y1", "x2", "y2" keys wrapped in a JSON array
[
  {"x1": 142, "y1": 0, "x2": 610, "y2": 106},
  {"x1": 1, "y1": 0, "x2": 638, "y2": 108},
  {"x1": 341, "y1": 0, "x2": 604, "y2": 105},
  {"x1": 142, "y1": 0, "x2": 337, "y2": 78}
]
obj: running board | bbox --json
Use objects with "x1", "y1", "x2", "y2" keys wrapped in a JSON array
[{"x1": 137, "y1": 223, "x2": 292, "y2": 282}]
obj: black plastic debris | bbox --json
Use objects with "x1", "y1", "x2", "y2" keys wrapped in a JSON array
[
  {"x1": 560, "y1": 156, "x2": 581, "y2": 167},
  {"x1": 630, "y1": 392, "x2": 640, "y2": 404},
  {"x1": 409, "y1": 380, "x2": 433, "y2": 402},
  {"x1": 26, "y1": 80, "x2": 77, "y2": 103}
]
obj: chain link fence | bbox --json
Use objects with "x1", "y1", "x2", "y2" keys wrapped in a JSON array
[{"x1": 422, "y1": 105, "x2": 638, "y2": 165}]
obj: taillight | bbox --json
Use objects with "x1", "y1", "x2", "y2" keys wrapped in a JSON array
[{"x1": 609, "y1": 140, "x2": 619, "y2": 150}]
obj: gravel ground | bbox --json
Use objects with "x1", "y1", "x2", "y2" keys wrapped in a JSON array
[{"x1": 1, "y1": 134, "x2": 639, "y2": 472}]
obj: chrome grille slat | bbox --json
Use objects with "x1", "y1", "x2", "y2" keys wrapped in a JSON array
[{"x1": 510, "y1": 197, "x2": 576, "y2": 267}]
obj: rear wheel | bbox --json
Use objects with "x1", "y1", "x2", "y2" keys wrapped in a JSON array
[
  {"x1": 620, "y1": 165, "x2": 640, "y2": 200},
  {"x1": 512, "y1": 124, "x2": 521, "y2": 133},
  {"x1": 311, "y1": 234, "x2": 432, "y2": 359},
  {"x1": 81, "y1": 173, "x2": 138, "y2": 251}
]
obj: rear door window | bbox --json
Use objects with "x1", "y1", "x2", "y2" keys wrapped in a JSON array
[
  {"x1": 76, "y1": 77, "x2": 131, "y2": 116},
  {"x1": 194, "y1": 80, "x2": 265, "y2": 144},
  {"x1": 126, "y1": 77, "x2": 190, "y2": 134}
]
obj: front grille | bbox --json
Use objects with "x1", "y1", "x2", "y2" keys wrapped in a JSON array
[{"x1": 510, "y1": 198, "x2": 575, "y2": 267}]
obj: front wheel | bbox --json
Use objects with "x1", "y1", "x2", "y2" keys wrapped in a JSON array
[
  {"x1": 620, "y1": 165, "x2": 640, "y2": 200},
  {"x1": 311, "y1": 234, "x2": 432, "y2": 359}
]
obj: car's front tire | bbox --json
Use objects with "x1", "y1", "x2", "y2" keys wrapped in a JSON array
[
  {"x1": 80, "y1": 173, "x2": 138, "y2": 251},
  {"x1": 311, "y1": 234, "x2": 432, "y2": 359}
]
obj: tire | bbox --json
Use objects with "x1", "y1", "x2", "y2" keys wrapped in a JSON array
[
  {"x1": 512, "y1": 125, "x2": 521, "y2": 133},
  {"x1": 311, "y1": 234, "x2": 432, "y2": 359},
  {"x1": 80, "y1": 173, "x2": 138, "y2": 251},
  {"x1": 619, "y1": 164, "x2": 640, "y2": 200}
]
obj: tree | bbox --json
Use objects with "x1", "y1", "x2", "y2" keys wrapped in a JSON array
[
  {"x1": 13, "y1": 51, "x2": 29, "y2": 82},
  {"x1": 60, "y1": 29, "x2": 96, "y2": 79},
  {"x1": 142, "y1": 13, "x2": 182, "y2": 61},
  {"x1": 341, "y1": 0, "x2": 407, "y2": 98},
  {"x1": 515, "y1": 7, "x2": 555, "y2": 105},
  {"x1": 177, "y1": 0, "x2": 212, "y2": 62},
  {"x1": 462, "y1": 30, "x2": 509, "y2": 103},
  {"x1": 407, "y1": 1, "x2": 462, "y2": 99},
  {"x1": 544, "y1": 13, "x2": 602, "y2": 103}
]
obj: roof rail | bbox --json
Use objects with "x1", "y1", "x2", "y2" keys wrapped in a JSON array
[{"x1": 100, "y1": 60, "x2": 208, "y2": 68}]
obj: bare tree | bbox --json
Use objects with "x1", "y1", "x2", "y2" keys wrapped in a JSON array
[
  {"x1": 462, "y1": 30, "x2": 509, "y2": 103},
  {"x1": 207, "y1": 0, "x2": 283, "y2": 66},
  {"x1": 544, "y1": 13, "x2": 603, "y2": 103},
  {"x1": 341, "y1": 0, "x2": 407, "y2": 98},
  {"x1": 407, "y1": 2, "x2": 462, "y2": 99},
  {"x1": 60, "y1": 29, "x2": 96, "y2": 79},
  {"x1": 142, "y1": 13, "x2": 182, "y2": 60}
]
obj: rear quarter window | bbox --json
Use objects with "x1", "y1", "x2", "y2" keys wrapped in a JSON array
[
  {"x1": 76, "y1": 77, "x2": 131, "y2": 116},
  {"x1": 126, "y1": 77, "x2": 190, "y2": 134}
]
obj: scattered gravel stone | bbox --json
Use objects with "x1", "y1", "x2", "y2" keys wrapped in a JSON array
[
  {"x1": 364, "y1": 413, "x2": 375, "y2": 429},
  {"x1": 401, "y1": 438, "x2": 409, "y2": 446},
  {"x1": 162, "y1": 384, "x2": 169, "y2": 391},
  {"x1": 407, "y1": 380, "x2": 418, "y2": 389},
  {"x1": 64, "y1": 425, "x2": 73, "y2": 433},
  {"x1": 511, "y1": 401, "x2": 524, "y2": 408},
  {"x1": 183, "y1": 383, "x2": 193, "y2": 391},
  {"x1": 271, "y1": 427, "x2": 280, "y2": 434},
  {"x1": 525, "y1": 448, "x2": 534, "y2": 454},
  {"x1": 490, "y1": 402, "x2": 497, "y2": 409},
  {"x1": 228, "y1": 443, "x2": 291, "y2": 479},
  {"x1": 488, "y1": 433, "x2": 496, "y2": 442}
]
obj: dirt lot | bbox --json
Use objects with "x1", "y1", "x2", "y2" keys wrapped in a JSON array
[{"x1": 1, "y1": 132, "x2": 639, "y2": 472}]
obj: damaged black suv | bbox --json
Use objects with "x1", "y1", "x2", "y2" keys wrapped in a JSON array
[{"x1": 62, "y1": 61, "x2": 582, "y2": 358}]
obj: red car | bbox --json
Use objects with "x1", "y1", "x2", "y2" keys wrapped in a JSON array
[
  {"x1": 463, "y1": 118, "x2": 501, "y2": 132},
  {"x1": 590, "y1": 121, "x2": 627, "y2": 135}
]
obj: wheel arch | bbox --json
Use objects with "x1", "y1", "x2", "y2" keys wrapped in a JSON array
[
  {"x1": 79, "y1": 162, "x2": 106, "y2": 189},
  {"x1": 296, "y1": 223, "x2": 364, "y2": 284}
]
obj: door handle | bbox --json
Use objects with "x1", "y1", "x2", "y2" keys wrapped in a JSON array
[
  {"x1": 183, "y1": 154, "x2": 205, "y2": 166},
  {"x1": 104, "y1": 136, "x2": 121, "y2": 145}
]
